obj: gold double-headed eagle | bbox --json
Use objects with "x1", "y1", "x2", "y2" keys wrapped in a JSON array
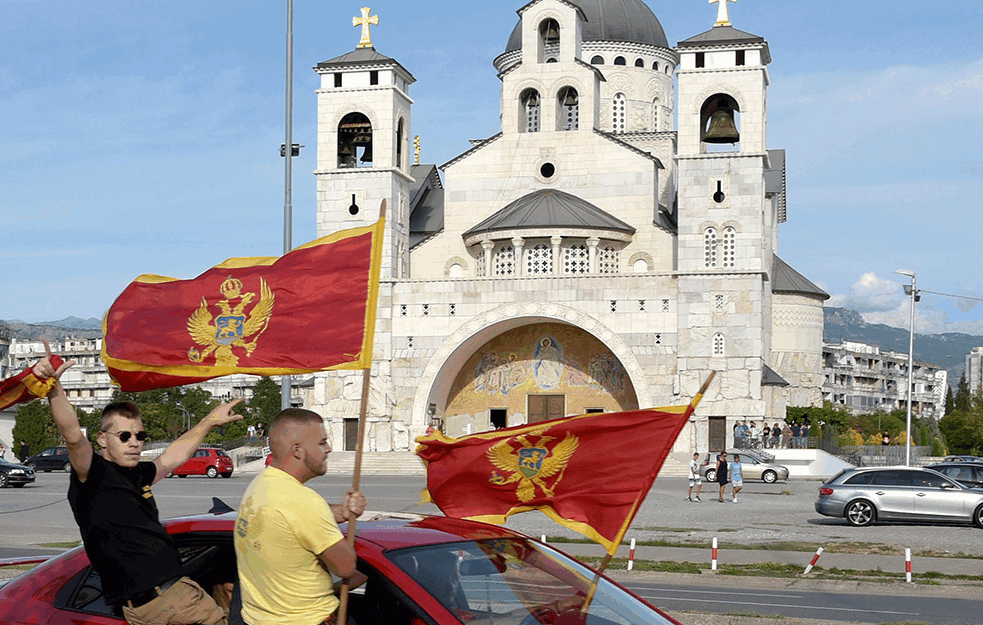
[
  {"x1": 487, "y1": 427, "x2": 579, "y2": 503},
  {"x1": 187, "y1": 277, "x2": 275, "y2": 367}
]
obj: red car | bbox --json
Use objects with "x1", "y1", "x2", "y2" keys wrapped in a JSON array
[
  {"x1": 0, "y1": 509, "x2": 680, "y2": 625},
  {"x1": 167, "y1": 447, "x2": 234, "y2": 479}
]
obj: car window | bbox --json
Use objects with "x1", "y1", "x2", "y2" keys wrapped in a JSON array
[
  {"x1": 194, "y1": 450, "x2": 208, "y2": 458},
  {"x1": 40, "y1": 449, "x2": 53, "y2": 457},
  {"x1": 870, "y1": 470, "x2": 911, "y2": 486},
  {"x1": 843, "y1": 471, "x2": 875, "y2": 485},
  {"x1": 217, "y1": 450, "x2": 230, "y2": 458},
  {"x1": 912, "y1": 471, "x2": 951, "y2": 488}
]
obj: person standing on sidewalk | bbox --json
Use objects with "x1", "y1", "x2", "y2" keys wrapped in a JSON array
[
  {"x1": 716, "y1": 452, "x2": 729, "y2": 503},
  {"x1": 731, "y1": 455, "x2": 744, "y2": 503},
  {"x1": 686, "y1": 452, "x2": 703, "y2": 502}
]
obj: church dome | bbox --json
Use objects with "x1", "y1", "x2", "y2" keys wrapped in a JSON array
[{"x1": 504, "y1": 0, "x2": 670, "y2": 53}]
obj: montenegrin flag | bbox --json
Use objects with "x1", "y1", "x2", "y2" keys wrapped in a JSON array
[
  {"x1": 416, "y1": 373, "x2": 714, "y2": 555},
  {"x1": 0, "y1": 355, "x2": 66, "y2": 411},
  {"x1": 102, "y1": 217, "x2": 385, "y2": 392}
]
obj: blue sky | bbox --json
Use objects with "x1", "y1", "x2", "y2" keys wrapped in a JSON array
[{"x1": 2, "y1": 0, "x2": 982, "y2": 336}]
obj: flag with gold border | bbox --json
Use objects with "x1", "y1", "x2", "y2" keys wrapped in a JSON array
[{"x1": 0, "y1": 355, "x2": 66, "y2": 411}]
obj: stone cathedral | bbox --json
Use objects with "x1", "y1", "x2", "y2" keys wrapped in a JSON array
[{"x1": 306, "y1": 0, "x2": 828, "y2": 457}]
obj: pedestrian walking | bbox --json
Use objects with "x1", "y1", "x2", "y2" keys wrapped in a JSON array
[
  {"x1": 731, "y1": 455, "x2": 744, "y2": 503},
  {"x1": 716, "y1": 452, "x2": 729, "y2": 503},
  {"x1": 19, "y1": 440, "x2": 30, "y2": 463},
  {"x1": 687, "y1": 452, "x2": 703, "y2": 502},
  {"x1": 762, "y1": 425, "x2": 771, "y2": 449},
  {"x1": 247, "y1": 424, "x2": 256, "y2": 444}
]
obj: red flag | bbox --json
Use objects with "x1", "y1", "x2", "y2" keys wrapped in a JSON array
[
  {"x1": 102, "y1": 219, "x2": 384, "y2": 391},
  {"x1": 0, "y1": 355, "x2": 65, "y2": 411},
  {"x1": 416, "y1": 377, "x2": 712, "y2": 555}
]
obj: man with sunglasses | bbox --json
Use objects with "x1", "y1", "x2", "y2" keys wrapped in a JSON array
[{"x1": 33, "y1": 340, "x2": 243, "y2": 625}]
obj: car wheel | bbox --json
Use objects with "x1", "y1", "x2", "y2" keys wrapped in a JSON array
[
  {"x1": 845, "y1": 500, "x2": 875, "y2": 527},
  {"x1": 0, "y1": 473, "x2": 7, "y2": 488},
  {"x1": 762, "y1": 470, "x2": 777, "y2": 484},
  {"x1": 206, "y1": 466, "x2": 218, "y2": 478},
  {"x1": 221, "y1": 473, "x2": 233, "y2": 479},
  {"x1": 26, "y1": 462, "x2": 36, "y2": 471},
  {"x1": 974, "y1": 504, "x2": 983, "y2": 529},
  {"x1": 178, "y1": 474, "x2": 187, "y2": 478},
  {"x1": 705, "y1": 469, "x2": 716, "y2": 482},
  {"x1": 63, "y1": 462, "x2": 73, "y2": 473}
]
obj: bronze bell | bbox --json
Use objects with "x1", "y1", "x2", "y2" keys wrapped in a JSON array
[
  {"x1": 703, "y1": 109, "x2": 740, "y2": 144},
  {"x1": 359, "y1": 143, "x2": 373, "y2": 163}
]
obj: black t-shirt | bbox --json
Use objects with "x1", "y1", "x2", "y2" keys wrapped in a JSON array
[{"x1": 67, "y1": 454, "x2": 184, "y2": 604}]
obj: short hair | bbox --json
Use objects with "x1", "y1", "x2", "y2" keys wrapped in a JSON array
[
  {"x1": 270, "y1": 408, "x2": 322, "y2": 434},
  {"x1": 101, "y1": 401, "x2": 141, "y2": 430}
]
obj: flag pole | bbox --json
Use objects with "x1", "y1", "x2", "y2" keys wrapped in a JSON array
[
  {"x1": 579, "y1": 371, "x2": 717, "y2": 616},
  {"x1": 337, "y1": 200, "x2": 386, "y2": 624}
]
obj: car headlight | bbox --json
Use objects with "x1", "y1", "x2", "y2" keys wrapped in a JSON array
[{"x1": 10, "y1": 469, "x2": 24, "y2": 475}]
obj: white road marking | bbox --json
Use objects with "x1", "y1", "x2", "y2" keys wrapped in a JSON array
[{"x1": 641, "y1": 594, "x2": 918, "y2": 616}]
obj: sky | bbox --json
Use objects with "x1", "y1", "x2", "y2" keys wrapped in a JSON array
[{"x1": 2, "y1": 0, "x2": 982, "y2": 337}]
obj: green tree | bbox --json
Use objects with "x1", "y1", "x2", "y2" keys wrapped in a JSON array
[
  {"x1": 938, "y1": 410, "x2": 983, "y2": 455},
  {"x1": 248, "y1": 377, "x2": 283, "y2": 428},
  {"x1": 945, "y1": 385, "x2": 955, "y2": 415},
  {"x1": 954, "y1": 374, "x2": 972, "y2": 413},
  {"x1": 12, "y1": 399, "x2": 61, "y2": 456},
  {"x1": 110, "y1": 386, "x2": 219, "y2": 443}
]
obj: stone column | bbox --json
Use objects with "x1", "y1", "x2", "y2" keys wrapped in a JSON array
[
  {"x1": 512, "y1": 237, "x2": 525, "y2": 276},
  {"x1": 481, "y1": 240, "x2": 494, "y2": 277},
  {"x1": 551, "y1": 235, "x2": 563, "y2": 276},
  {"x1": 587, "y1": 237, "x2": 600, "y2": 274}
]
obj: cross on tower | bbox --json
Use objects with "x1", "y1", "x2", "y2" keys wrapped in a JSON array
[
  {"x1": 353, "y1": 7, "x2": 379, "y2": 49},
  {"x1": 710, "y1": 0, "x2": 737, "y2": 27}
]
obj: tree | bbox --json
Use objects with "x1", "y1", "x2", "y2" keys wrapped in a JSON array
[
  {"x1": 938, "y1": 410, "x2": 983, "y2": 455},
  {"x1": 954, "y1": 374, "x2": 972, "y2": 413},
  {"x1": 248, "y1": 377, "x2": 283, "y2": 427},
  {"x1": 12, "y1": 400, "x2": 61, "y2": 456},
  {"x1": 945, "y1": 385, "x2": 955, "y2": 416}
]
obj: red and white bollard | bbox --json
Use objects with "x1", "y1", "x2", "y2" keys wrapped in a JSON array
[
  {"x1": 905, "y1": 548, "x2": 912, "y2": 583},
  {"x1": 711, "y1": 536, "x2": 718, "y2": 571},
  {"x1": 802, "y1": 546, "x2": 824, "y2": 575},
  {"x1": 627, "y1": 538, "x2": 636, "y2": 571}
]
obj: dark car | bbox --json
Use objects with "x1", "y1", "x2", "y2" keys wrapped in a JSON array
[
  {"x1": 166, "y1": 447, "x2": 234, "y2": 478},
  {"x1": 23, "y1": 446, "x2": 72, "y2": 473},
  {"x1": 925, "y1": 462, "x2": 983, "y2": 489},
  {"x1": 815, "y1": 466, "x2": 983, "y2": 527},
  {"x1": 0, "y1": 457, "x2": 36, "y2": 488},
  {"x1": 0, "y1": 509, "x2": 681, "y2": 625},
  {"x1": 941, "y1": 455, "x2": 983, "y2": 464}
]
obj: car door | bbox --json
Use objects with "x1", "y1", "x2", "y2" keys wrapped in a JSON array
[
  {"x1": 38, "y1": 448, "x2": 56, "y2": 471},
  {"x1": 910, "y1": 470, "x2": 966, "y2": 520},
  {"x1": 867, "y1": 470, "x2": 915, "y2": 519},
  {"x1": 742, "y1": 457, "x2": 762, "y2": 480}
]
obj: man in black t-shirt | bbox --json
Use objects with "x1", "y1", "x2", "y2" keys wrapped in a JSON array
[{"x1": 33, "y1": 341, "x2": 243, "y2": 625}]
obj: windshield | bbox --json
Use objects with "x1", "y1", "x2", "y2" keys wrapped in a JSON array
[{"x1": 388, "y1": 538, "x2": 676, "y2": 624}]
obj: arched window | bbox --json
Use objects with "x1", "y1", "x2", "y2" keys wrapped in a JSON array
[
  {"x1": 704, "y1": 227, "x2": 718, "y2": 268},
  {"x1": 563, "y1": 244, "x2": 588, "y2": 274},
  {"x1": 713, "y1": 333, "x2": 725, "y2": 356},
  {"x1": 612, "y1": 93, "x2": 627, "y2": 134},
  {"x1": 722, "y1": 226, "x2": 736, "y2": 268},
  {"x1": 396, "y1": 119, "x2": 404, "y2": 168},
  {"x1": 614, "y1": 56, "x2": 626, "y2": 66},
  {"x1": 558, "y1": 87, "x2": 579, "y2": 131},
  {"x1": 665, "y1": 65, "x2": 672, "y2": 75},
  {"x1": 634, "y1": 58, "x2": 645, "y2": 67},
  {"x1": 652, "y1": 98, "x2": 660, "y2": 131},
  {"x1": 494, "y1": 245, "x2": 515, "y2": 276},
  {"x1": 701, "y1": 94, "x2": 741, "y2": 150},
  {"x1": 539, "y1": 18, "x2": 560, "y2": 63},
  {"x1": 338, "y1": 112, "x2": 372, "y2": 168},
  {"x1": 652, "y1": 61, "x2": 659, "y2": 71},
  {"x1": 527, "y1": 243, "x2": 552, "y2": 275},
  {"x1": 590, "y1": 55, "x2": 604, "y2": 65},
  {"x1": 599, "y1": 246, "x2": 619, "y2": 274},
  {"x1": 476, "y1": 251, "x2": 486, "y2": 277},
  {"x1": 521, "y1": 89, "x2": 541, "y2": 133}
]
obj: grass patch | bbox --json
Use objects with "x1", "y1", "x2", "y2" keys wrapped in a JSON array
[{"x1": 37, "y1": 541, "x2": 81, "y2": 548}]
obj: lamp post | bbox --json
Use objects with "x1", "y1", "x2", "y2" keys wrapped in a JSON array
[
  {"x1": 280, "y1": 0, "x2": 295, "y2": 411},
  {"x1": 895, "y1": 269, "x2": 918, "y2": 466}
]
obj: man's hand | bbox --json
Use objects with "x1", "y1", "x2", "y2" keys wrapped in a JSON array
[
  {"x1": 32, "y1": 339, "x2": 75, "y2": 381},
  {"x1": 202, "y1": 398, "x2": 246, "y2": 429},
  {"x1": 153, "y1": 398, "x2": 245, "y2": 484},
  {"x1": 344, "y1": 488, "x2": 367, "y2": 519}
]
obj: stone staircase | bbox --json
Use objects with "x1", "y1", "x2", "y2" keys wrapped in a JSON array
[{"x1": 324, "y1": 451, "x2": 427, "y2": 475}]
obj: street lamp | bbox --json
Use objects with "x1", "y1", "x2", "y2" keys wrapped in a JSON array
[{"x1": 895, "y1": 269, "x2": 919, "y2": 466}]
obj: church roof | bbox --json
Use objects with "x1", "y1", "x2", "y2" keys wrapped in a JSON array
[
  {"x1": 772, "y1": 255, "x2": 829, "y2": 300},
  {"x1": 316, "y1": 47, "x2": 416, "y2": 80},
  {"x1": 505, "y1": 0, "x2": 670, "y2": 54},
  {"x1": 762, "y1": 364, "x2": 790, "y2": 387},
  {"x1": 677, "y1": 25, "x2": 770, "y2": 63},
  {"x1": 409, "y1": 165, "x2": 445, "y2": 248},
  {"x1": 463, "y1": 189, "x2": 635, "y2": 238}
]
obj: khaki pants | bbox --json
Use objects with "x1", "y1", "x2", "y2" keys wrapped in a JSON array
[{"x1": 122, "y1": 577, "x2": 228, "y2": 625}]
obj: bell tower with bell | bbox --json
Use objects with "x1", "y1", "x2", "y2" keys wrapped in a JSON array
[
  {"x1": 673, "y1": 2, "x2": 777, "y2": 428},
  {"x1": 313, "y1": 7, "x2": 415, "y2": 283}
]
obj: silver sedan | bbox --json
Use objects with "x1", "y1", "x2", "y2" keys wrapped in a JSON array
[
  {"x1": 699, "y1": 450, "x2": 790, "y2": 483},
  {"x1": 815, "y1": 466, "x2": 983, "y2": 527}
]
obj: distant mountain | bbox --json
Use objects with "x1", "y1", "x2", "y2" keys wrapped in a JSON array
[
  {"x1": 0, "y1": 317, "x2": 103, "y2": 341},
  {"x1": 824, "y1": 307, "x2": 982, "y2": 386}
]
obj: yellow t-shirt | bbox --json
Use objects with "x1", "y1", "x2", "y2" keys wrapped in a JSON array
[{"x1": 235, "y1": 467, "x2": 345, "y2": 625}]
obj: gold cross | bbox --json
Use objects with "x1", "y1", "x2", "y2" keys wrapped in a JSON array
[
  {"x1": 353, "y1": 7, "x2": 379, "y2": 49},
  {"x1": 413, "y1": 135, "x2": 421, "y2": 165},
  {"x1": 710, "y1": 0, "x2": 737, "y2": 27}
]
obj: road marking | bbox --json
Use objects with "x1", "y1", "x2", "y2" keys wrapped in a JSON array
[
  {"x1": 641, "y1": 594, "x2": 918, "y2": 616},
  {"x1": 645, "y1": 587, "x2": 803, "y2": 599}
]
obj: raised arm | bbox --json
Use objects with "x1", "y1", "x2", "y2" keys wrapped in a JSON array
[
  {"x1": 153, "y1": 398, "x2": 244, "y2": 484},
  {"x1": 34, "y1": 341, "x2": 92, "y2": 480}
]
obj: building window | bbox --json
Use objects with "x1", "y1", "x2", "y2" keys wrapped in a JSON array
[
  {"x1": 639, "y1": 300, "x2": 646, "y2": 311},
  {"x1": 563, "y1": 244, "x2": 588, "y2": 274},
  {"x1": 494, "y1": 245, "x2": 515, "y2": 276},
  {"x1": 704, "y1": 227, "x2": 718, "y2": 268},
  {"x1": 370, "y1": 70, "x2": 379, "y2": 85},
  {"x1": 334, "y1": 73, "x2": 342, "y2": 88},
  {"x1": 337, "y1": 112, "x2": 373, "y2": 168},
  {"x1": 652, "y1": 61, "x2": 659, "y2": 71},
  {"x1": 654, "y1": 333, "x2": 662, "y2": 345},
  {"x1": 652, "y1": 98, "x2": 660, "y2": 131},
  {"x1": 396, "y1": 119, "x2": 404, "y2": 168},
  {"x1": 527, "y1": 243, "x2": 552, "y2": 275},
  {"x1": 662, "y1": 299, "x2": 670, "y2": 312},
  {"x1": 408, "y1": 336, "x2": 414, "y2": 349},
  {"x1": 736, "y1": 50, "x2": 746, "y2": 66},
  {"x1": 539, "y1": 18, "x2": 560, "y2": 63},
  {"x1": 713, "y1": 333, "x2": 725, "y2": 356},
  {"x1": 612, "y1": 93, "x2": 627, "y2": 134},
  {"x1": 400, "y1": 304, "x2": 407, "y2": 316},
  {"x1": 598, "y1": 245, "x2": 618, "y2": 274},
  {"x1": 590, "y1": 55, "x2": 604, "y2": 65},
  {"x1": 558, "y1": 87, "x2": 579, "y2": 131},
  {"x1": 476, "y1": 251, "x2": 486, "y2": 276},
  {"x1": 610, "y1": 300, "x2": 618, "y2": 312},
  {"x1": 634, "y1": 58, "x2": 645, "y2": 68},
  {"x1": 722, "y1": 226, "x2": 736, "y2": 268},
  {"x1": 450, "y1": 303, "x2": 457, "y2": 316},
  {"x1": 521, "y1": 89, "x2": 541, "y2": 133},
  {"x1": 614, "y1": 56, "x2": 626, "y2": 66},
  {"x1": 696, "y1": 52, "x2": 705, "y2": 68},
  {"x1": 715, "y1": 294, "x2": 725, "y2": 312},
  {"x1": 423, "y1": 304, "x2": 430, "y2": 316}
]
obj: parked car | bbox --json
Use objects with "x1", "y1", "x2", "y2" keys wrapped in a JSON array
[
  {"x1": 23, "y1": 446, "x2": 72, "y2": 473},
  {"x1": 815, "y1": 466, "x2": 983, "y2": 527},
  {"x1": 941, "y1": 455, "x2": 983, "y2": 464},
  {"x1": 0, "y1": 509, "x2": 682, "y2": 625},
  {"x1": 925, "y1": 462, "x2": 983, "y2": 489},
  {"x1": 0, "y1": 457, "x2": 36, "y2": 488},
  {"x1": 166, "y1": 447, "x2": 234, "y2": 478},
  {"x1": 699, "y1": 450, "x2": 789, "y2": 483}
]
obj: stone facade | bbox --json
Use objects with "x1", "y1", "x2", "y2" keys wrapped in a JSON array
[{"x1": 306, "y1": 0, "x2": 827, "y2": 455}]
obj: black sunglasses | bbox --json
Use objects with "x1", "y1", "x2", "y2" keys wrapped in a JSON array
[{"x1": 102, "y1": 430, "x2": 148, "y2": 443}]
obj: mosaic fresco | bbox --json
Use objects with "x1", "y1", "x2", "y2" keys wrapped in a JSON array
[{"x1": 444, "y1": 323, "x2": 638, "y2": 423}]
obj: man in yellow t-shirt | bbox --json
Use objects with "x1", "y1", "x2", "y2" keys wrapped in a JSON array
[{"x1": 235, "y1": 409, "x2": 367, "y2": 625}]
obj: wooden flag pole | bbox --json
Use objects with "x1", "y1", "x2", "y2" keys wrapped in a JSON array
[{"x1": 337, "y1": 200, "x2": 386, "y2": 625}]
